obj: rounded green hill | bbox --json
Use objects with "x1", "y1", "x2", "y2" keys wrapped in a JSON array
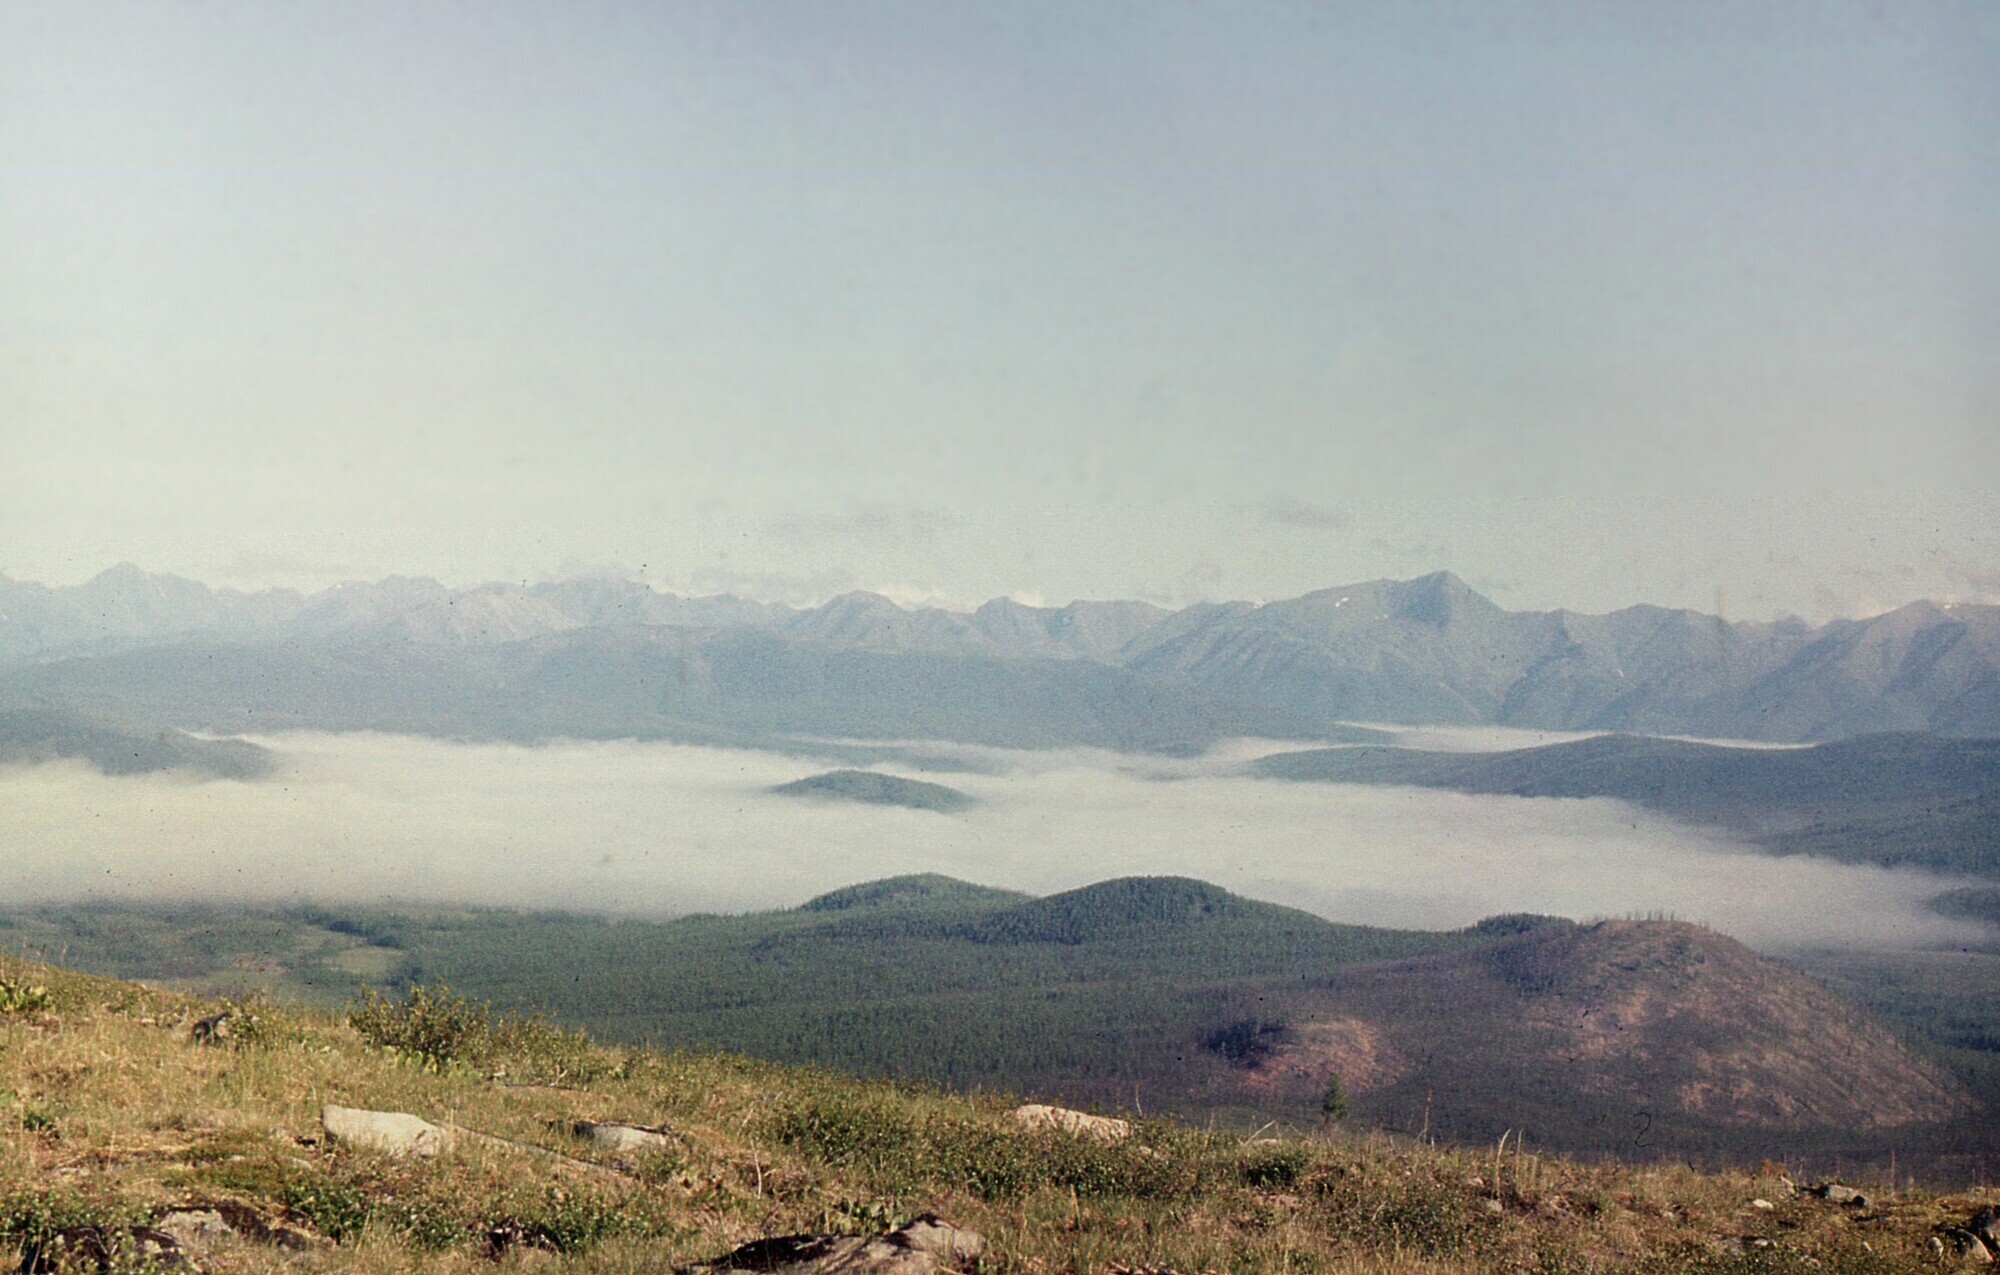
[{"x1": 771, "y1": 768, "x2": 977, "y2": 813}]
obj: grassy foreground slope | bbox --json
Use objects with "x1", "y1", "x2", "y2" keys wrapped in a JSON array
[{"x1": 2, "y1": 955, "x2": 1995, "y2": 1275}]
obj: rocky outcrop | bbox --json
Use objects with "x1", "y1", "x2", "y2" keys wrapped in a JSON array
[
  {"x1": 1011, "y1": 1103, "x2": 1131, "y2": 1143},
  {"x1": 153, "y1": 1203, "x2": 317, "y2": 1252},
  {"x1": 18, "y1": 1226, "x2": 192, "y2": 1273},
  {"x1": 689, "y1": 1215, "x2": 982, "y2": 1273},
  {"x1": 321, "y1": 1103, "x2": 639, "y2": 1179}
]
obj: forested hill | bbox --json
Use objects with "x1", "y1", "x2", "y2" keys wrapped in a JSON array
[
  {"x1": 0, "y1": 706, "x2": 273, "y2": 779},
  {"x1": 1251, "y1": 731, "x2": 2000, "y2": 878},
  {"x1": 3, "y1": 875, "x2": 1984, "y2": 1174},
  {"x1": 772, "y1": 769, "x2": 977, "y2": 812}
]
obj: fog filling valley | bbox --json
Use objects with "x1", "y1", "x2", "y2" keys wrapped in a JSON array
[{"x1": 0, "y1": 730, "x2": 1978, "y2": 953}]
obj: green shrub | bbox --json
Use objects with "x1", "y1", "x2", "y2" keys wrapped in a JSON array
[
  {"x1": 514, "y1": 1189, "x2": 630, "y2": 1252},
  {"x1": 488, "y1": 1012, "x2": 611, "y2": 1086},
  {"x1": 0, "y1": 979, "x2": 51, "y2": 1016},
  {"x1": 769, "y1": 1086, "x2": 922, "y2": 1168},
  {"x1": 347, "y1": 984, "x2": 610, "y2": 1082},
  {"x1": 0, "y1": 1189, "x2": 145, "y2": 1248},
  {"x1": 1239, "y1": 1140, "x2": 1316, "y2": 1189},
  {"x1": 349, "y1": 984, "x2": 490, "y2": 1070},
  {"x1": 278, "y1": 1177, "x2": 375, "y2": 1243}
]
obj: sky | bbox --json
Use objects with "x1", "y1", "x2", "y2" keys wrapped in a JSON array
[{"x1": 3, "y1": 2, "x2": 1996, "y2": 619}]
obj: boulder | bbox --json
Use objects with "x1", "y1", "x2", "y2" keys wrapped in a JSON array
[
  {"x1": 321, "y1": 1104, "x2": 456, "y2": 1157},
  {"x1": 1973, "y1": 1207, "x2": 2000, "y2": 1246},
  {"x1": 153, "y1": 1210, "x2": 232, "y2": 1248},
  {"x1": 1938, "y1": 1229, "x2": 1995, "y2": 1265},
  {"x1": 691, "y1": 1215, "x2": 982, "y2": 1274},
  {"x1": 573, "y1": 1119, "x2": 675, "y2": 1154},
  {"x1": 1808, "y1": 1182, "x2": 1868, "y2": 1208},
  {"x1": 188, "y1": 1012, "x2": 233, "y2": 1043},
  {"x1": 1010, "y1": 1103, "x2": 1131, "y2": 1144}
]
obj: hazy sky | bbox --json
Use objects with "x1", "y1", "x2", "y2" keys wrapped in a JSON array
[{"x1": 4, "y1": 3, "x2": 1995, "y2": 618}]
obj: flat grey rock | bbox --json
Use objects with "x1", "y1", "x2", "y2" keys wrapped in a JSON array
[{"x1": 321, "y1": 1103, "x2": 456, "y2": 1157}]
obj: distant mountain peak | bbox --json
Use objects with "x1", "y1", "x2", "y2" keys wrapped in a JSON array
[{"x1": 1386, "y1": 571, "x2": 1494, "y2": 626}]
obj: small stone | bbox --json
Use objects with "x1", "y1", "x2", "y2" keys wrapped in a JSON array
[
  {"x1": 573, "y1": 1120, "x2": 675, "y2": 1154},
  {"x1": 1751, "y1": 1199, "x2": 1775, "y2": 1210},
  {"x1": 1483, "y1": 1199, "x2": 1505, "y2": 1217}
]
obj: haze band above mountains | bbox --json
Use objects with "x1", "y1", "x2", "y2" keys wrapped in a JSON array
[{"x1": 3, "y1": 567, "x2": 1996, "y2": 748}]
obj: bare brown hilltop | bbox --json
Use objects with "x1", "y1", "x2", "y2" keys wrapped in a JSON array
[{"x1": 1201, "y1": 919, "x2": 1973, "y2": 1160}]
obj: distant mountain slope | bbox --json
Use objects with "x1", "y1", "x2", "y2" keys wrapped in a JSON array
[
  {"x1": 1, "y1": 875, "x2": 1976, "y2": 1169},
  {"x1": 1252, "y1": 732, "x2": 2000, "y2": 877},
  {"x1": 0, "y1": 706, "x2": 271, "y2": 779},
  {"x1": 6, "y1": 565, "x2": 1999, "y2": 742},
  {"x1": 772, "y1": 769, "x2": 977, "y2": 812},
  {"x1": 0, "y1": 627, "x2": 1331, "y2": 752}
]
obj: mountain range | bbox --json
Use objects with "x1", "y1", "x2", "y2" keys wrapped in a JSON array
[{"x1": 3, "y1": 565, "x2": 1998, "y2": 744}]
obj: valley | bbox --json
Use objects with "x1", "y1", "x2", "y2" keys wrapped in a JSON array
[{"x1": 2, "y1": 569, "x2": 1996, "y2": 1191}]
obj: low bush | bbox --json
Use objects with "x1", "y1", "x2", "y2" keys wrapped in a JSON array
[
  {"x1": 0, "y1": 980, "x2": 51, "y2": 1016},
  {"x1": 1239, "y1": 1140, "x2": 1316, "y2": 1189},
  {"x1": 349, "y1": 984, "x2": 490, "y2": 1070},
  {"x1": 347, "y1": 984, "x2": 614, "y2": 1083},
  {"x1": 0, "y1": 1189, "x2": 145, "y2": 1250},
  {"x1": 488, "y1": 1012, "x2": 613, "y2": 1086}
]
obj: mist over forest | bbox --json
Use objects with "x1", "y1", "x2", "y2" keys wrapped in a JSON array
[{"x1": 0, "y1": 729, "x2": 1980, "y2": 954}]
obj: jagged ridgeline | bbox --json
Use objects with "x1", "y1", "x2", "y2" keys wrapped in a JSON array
[
  {"x1": 3, "y1": 876, "x2": 1987, "y2": 1178},
  {"x1": 6, "y1": 567, "x2": 2000, "y2": 747}
]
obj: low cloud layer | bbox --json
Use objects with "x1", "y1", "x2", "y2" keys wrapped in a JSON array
[{"x1": 0, "y1": 733, "x2": 1981, "y2": 953}]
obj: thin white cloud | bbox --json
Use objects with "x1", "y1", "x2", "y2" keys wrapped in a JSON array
[{"x1": 1250, "y1": 497, "x2": 1350, "y2": 531}]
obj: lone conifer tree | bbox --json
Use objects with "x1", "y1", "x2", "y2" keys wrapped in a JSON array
[{"x1": 1319, "y1": 1076, "x2": 1350, "y2": 1125}]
